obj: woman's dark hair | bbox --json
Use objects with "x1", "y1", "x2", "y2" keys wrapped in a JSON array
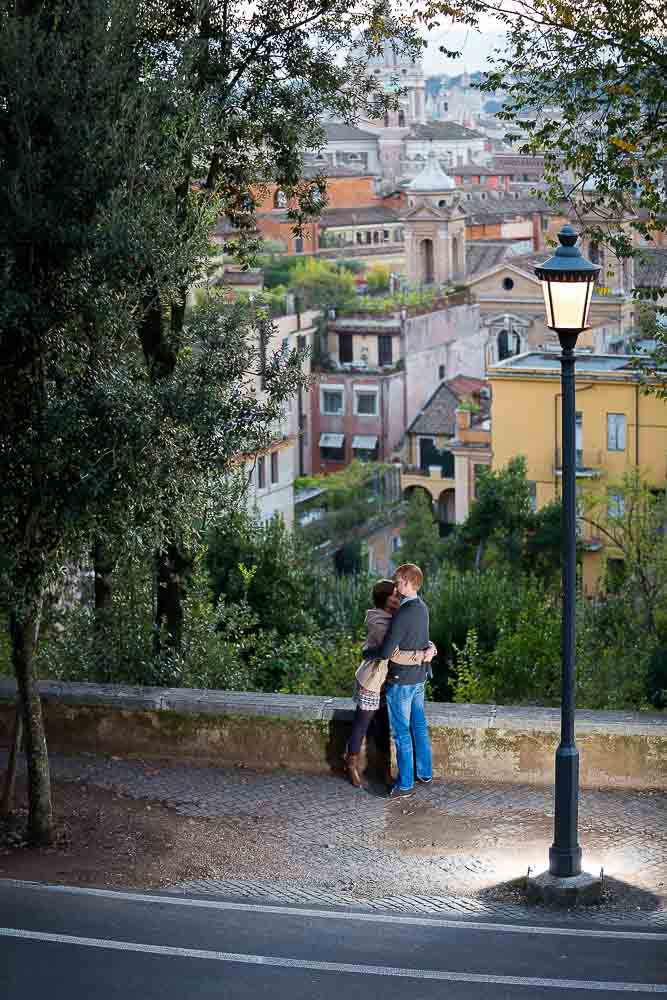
[{"x1": 372, "y1": 579, "x2": 396, "y2": 609}]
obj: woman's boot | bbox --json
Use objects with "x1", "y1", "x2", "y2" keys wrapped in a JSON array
[{"x1": 343, "y1": 751, "x2": 362, "y2": 788}]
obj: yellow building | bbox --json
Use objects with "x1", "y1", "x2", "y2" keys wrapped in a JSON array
[{"x1": 488, "y1": 352, "x2": 667, "y2": 592}]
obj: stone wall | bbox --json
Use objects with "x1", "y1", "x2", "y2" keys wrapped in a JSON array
[{"x1": 0, "y1": 680, "x2": 665, "y2": 789}]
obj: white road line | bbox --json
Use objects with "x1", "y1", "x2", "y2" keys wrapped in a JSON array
[
  {"x1": 2, "y1": 879, "x2": 665, "y2": 942},
  {"x1": 1, "y1": 927, "x2": 665, "y2": 992}
]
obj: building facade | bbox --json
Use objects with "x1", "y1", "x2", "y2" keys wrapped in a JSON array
[
  {"x1": 310, "y1": 298, "x2": 483, "y2": 475},
  {"x1": 488, "y1": 352, "x2": 667, "y2": 591},
  {"x1": 244, "y1": 309, "x2": 320, "y2": 527}
]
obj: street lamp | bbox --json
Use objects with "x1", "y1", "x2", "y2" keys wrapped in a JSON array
[{"x1": 534, "y1": 224, "x2": 600, "y2": 884}]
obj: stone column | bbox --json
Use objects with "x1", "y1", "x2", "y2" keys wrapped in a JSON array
[{"x1": 454, "y1": 452, "x2": 469, "y2": 523}]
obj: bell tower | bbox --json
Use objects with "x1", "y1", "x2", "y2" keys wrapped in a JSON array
[{"x1": 402, "y1": 152, "x2": 466, "y2": 287}]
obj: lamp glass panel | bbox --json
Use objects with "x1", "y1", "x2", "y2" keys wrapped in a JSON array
[{"x1": 540, "y1": 278, "x2": 591, "y2": 331}]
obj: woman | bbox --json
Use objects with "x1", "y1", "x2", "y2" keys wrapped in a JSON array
[{"x1": 343, "y1": 579, "x2": 398, "y2": 788}]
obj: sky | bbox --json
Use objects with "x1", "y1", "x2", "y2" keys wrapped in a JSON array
[{"x1": 422, "y1": 29, "x2": 508, "y2": 76}]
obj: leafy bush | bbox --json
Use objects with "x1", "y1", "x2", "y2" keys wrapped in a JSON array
[
  {"x1": 290, "y1": 258, "x2": 356, "y2": 310},
  {"x1": 334, "y1": 259, "x2": 366, "y2": 275},
  {"x1": 366, "y1": 265, "x2": 391, "y2": 294}
]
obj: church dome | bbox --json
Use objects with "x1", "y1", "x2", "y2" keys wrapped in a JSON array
[{"x1": 407, "y1": 151, "x2": 456, "y2": 192}]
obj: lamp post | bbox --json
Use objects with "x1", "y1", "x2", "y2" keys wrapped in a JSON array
[{"x1": 534, "y1": 224, "x2": 600, "y2": 882}]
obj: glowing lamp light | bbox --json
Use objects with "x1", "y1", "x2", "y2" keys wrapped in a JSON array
[{"x1": 535, "y1": 224, "x2": 601, "y2": 336}]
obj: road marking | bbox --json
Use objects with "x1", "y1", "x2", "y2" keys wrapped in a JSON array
[
  {"x1": 1, "y1": 927, "x2": 665, "y2": 992},
  {"x1": 2, "y1": 879, "x2": 665, "y2": 942}
]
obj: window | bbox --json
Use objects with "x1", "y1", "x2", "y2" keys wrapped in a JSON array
[
  {"x1": 293, "y1": 237, "x2": 303, "y2": 253},
  {"x1": 391, "y1": 536, "x2": 401, "y2": 553},
  {"x1": 383, "y1": 229, "x2": 390, "y2": 243},
  {"x1": 383, "y1": 112, "x2": 390, "y2": 128},
  {"x1": 321, "y1": 387, "x2": 344, "y2": 414},
  {"x1": 281, "y1": 336, "x2": 289, "y2": 355},
  {"x1": 354, "y1": 389, "x2": 378, "y2": 416},
  {"x1": 379, "y1": 335, "x2": 393, "y2": 366},
  {"x1": 271, "y1": 451, "x2": 279, "y2": 485},
  {"x1": 257, "y1": 456, "x2": 266, "y2": 490},
  {"x1": 398, "y1": 111, "x2": 406, "y2": 127},
  {"x1": 528, "y1": 481, "x2": 537, "y2": 512},
  {"x1": 607, "y1": 413, "x2": 626, "y2": 451},
  {"x1": 607, "y1": 489, "x2": 625, "y2": 519},
  {"x1": 502, "y1": 277, "x2": 514, "y2": 291},
  {"x1": 438, "y1": 364, "x2": 445, "y2": 379},
  {"x1": 339, "y1": 333, "x2": 353, "y2": 364},
  {"x1": 576, "y1": 411, "x2": 583, "y2": 467}
]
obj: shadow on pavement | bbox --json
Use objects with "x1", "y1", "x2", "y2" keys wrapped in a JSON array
[{"x1": 478, "y1": 874, "x2": 665, "y2": 915}]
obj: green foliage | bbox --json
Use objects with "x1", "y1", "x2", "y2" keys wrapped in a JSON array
[
  {"x1": 524, "y1": 501, "x2": 563, "y2": 585},
  {"x1": 428, "y1": 567, "x2": 537, "y2": 701},
  {"x1": 260, "y1": 256, "x2": 303, "y2": 290},
  {"x1": 581, "y1": 471, "x2": 667, "y2": 639},
  {"x1": 366, "y1": 265, "x2": 392, "y2": 294},
  {"x1": 207, "y1": 513, "x2": 318, "y2": 638},
  {"x1": 334, "y1": 259, "x2": 367, "y2": 275},
  {"x1": 348, "y1": 287, "x2": 452, "y2": 316},
  {"x1": 445, "y1": 457, "x2": 563, "y2": 582},
  {"x1": 251, "y1": 630, "x2": 362, "y2": 697},
  {"x1": 33, "y1": 559, "x2": 256, "y2": 692},
  {"x1": 394, "y1": 491, "x2": 444, "y2": 576},
  {"x1": 289, "y1": 258, "x2": 357, "y2": 311}
]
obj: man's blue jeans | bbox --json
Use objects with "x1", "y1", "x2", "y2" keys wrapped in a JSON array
[{"x1": 385, "y1": 682, "x2": 432, "y2": 790}]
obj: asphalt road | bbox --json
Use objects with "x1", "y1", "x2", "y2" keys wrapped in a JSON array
[{"x1": 1, "y1": 881, "x2": 666, "y2": 998}]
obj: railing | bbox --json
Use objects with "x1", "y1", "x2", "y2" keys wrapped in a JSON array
[{"x1": 554, "y1": 449, "x2": 604, "y2": 476}]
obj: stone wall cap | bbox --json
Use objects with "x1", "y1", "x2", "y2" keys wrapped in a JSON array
[{"x1": 0, "y1": 680, "x2": 664, "y2": 735}]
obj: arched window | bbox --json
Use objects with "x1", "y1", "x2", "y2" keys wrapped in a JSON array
[{"x1": 497, "y1": 328, "x2": 521, "y2": 360}]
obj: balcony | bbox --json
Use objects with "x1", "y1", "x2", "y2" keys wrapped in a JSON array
[
  {"x1": 401, "y1": 465, "x2": 456, "y2": 499},
  {"x1": 554, "y1": 449, "x2": 604, "y2": 479}
]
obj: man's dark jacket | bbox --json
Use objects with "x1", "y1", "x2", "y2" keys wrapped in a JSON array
[{"x1": 363, "y1": 596, "x2": 430, "y2": 685}]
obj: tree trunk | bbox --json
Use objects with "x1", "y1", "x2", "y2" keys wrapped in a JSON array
[
  {"x1": 93, "y1": 540, "x2": 114, "y2": 616},
  {"x1": 0, "y1": 701, "x2": 23, "y2": 818},
  {"x1": 11, "y1": 597, "x2": 53, "y2": 845},
  {"x1": 153, "y1": 542, "x2": 191, "y2": 656}
]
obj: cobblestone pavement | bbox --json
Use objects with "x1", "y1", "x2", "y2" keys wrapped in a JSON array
[{"x1": 10, "y1": 751, "x2": 667, "y2": 925}]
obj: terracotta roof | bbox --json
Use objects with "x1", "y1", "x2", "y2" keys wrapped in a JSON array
[{"x1": 408, "y1": 377, "x2": 490, "y2": 436}]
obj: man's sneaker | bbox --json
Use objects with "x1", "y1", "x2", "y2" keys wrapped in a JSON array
[
  {"x1": 388, "y1": 784, "x2": 415, "y2": 799},
  {"x1": 416, "y1": 776, "x2": 433, "y2": 785}
]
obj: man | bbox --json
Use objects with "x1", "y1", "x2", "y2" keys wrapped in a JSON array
[{"x1": 363, "y1": 563, "x2": 433, "y2": 799}]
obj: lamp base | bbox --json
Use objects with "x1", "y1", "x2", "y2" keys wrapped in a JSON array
[{"x1": 526, "y1": 870, "x2": 602, "y2": 907}]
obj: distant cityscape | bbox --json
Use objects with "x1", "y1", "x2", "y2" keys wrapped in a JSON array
[{"x1": 209, "y1": 39, "x2": 667, "y2": 597}]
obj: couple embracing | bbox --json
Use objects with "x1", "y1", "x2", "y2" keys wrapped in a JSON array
[{"x1": 343, "y1": 563, "x2": 435, "y2": 799}]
